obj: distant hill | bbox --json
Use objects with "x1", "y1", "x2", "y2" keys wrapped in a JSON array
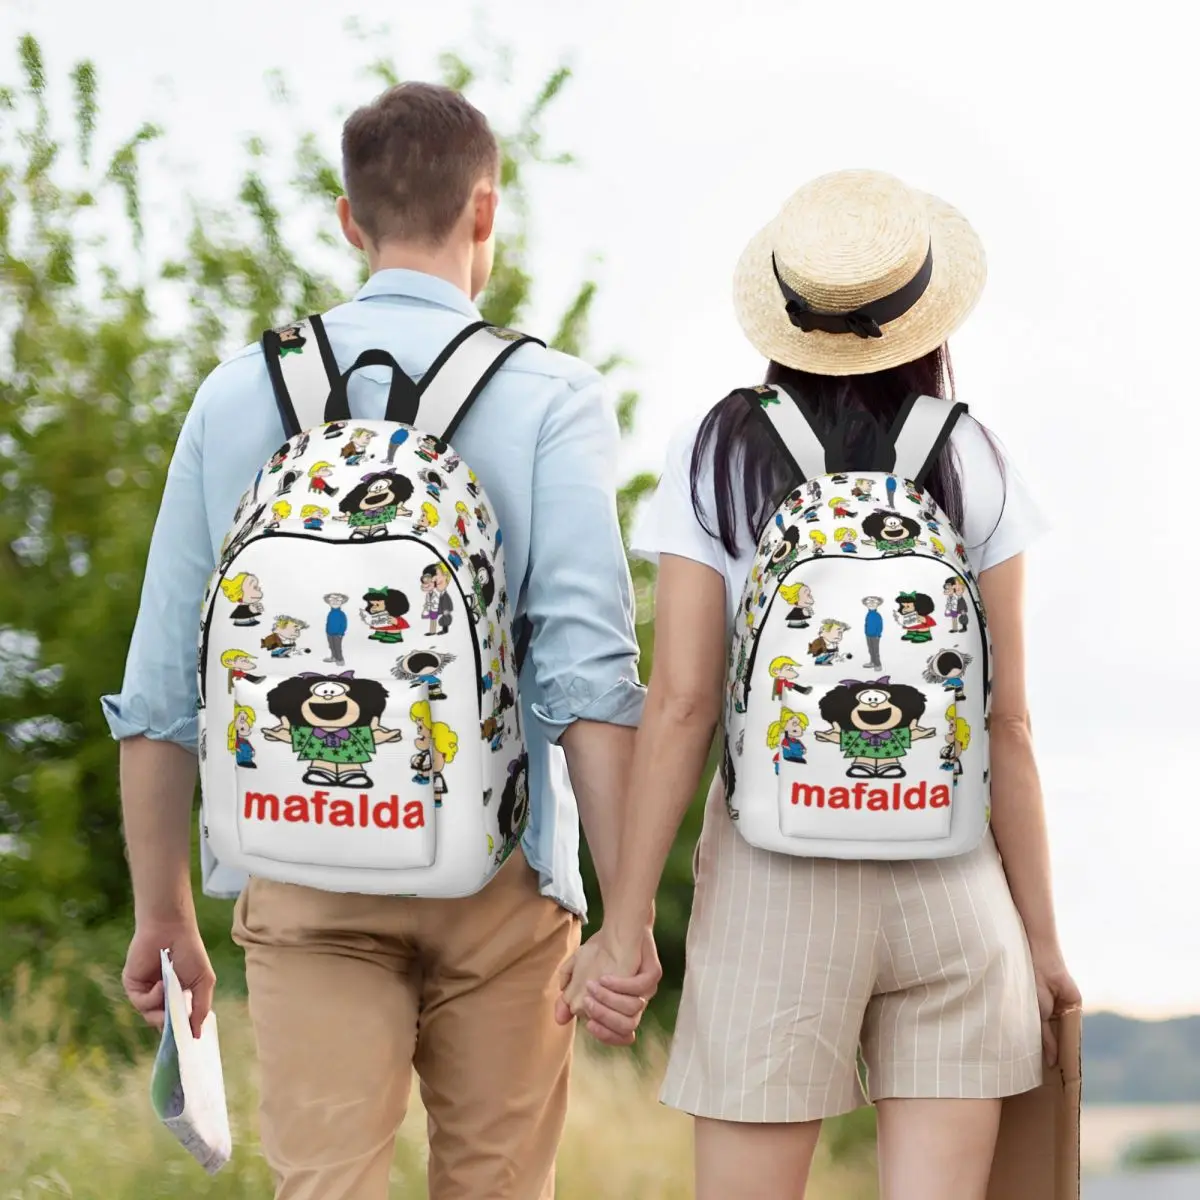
[{"x1": 1085, "y1": 1012, "x2": 1200, "y2": 1104}]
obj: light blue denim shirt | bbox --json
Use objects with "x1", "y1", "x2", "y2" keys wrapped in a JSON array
[{"x1": 101, "y1": 269, "x2": 645, "y2": 919}]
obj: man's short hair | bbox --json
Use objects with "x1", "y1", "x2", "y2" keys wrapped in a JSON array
[{"x1": 341, "y1": 82, "x2": 499, "y2": 246}]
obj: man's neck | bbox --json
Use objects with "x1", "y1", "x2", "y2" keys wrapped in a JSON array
[{"x1": 367, "y1": 242, "x2": 473, "y2": 299}]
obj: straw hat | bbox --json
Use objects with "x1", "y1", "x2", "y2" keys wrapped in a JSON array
[{"x1": 732, "y1": 169, "x2": 986, "y2": 376}]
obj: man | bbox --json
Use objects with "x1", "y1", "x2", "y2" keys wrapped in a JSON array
[
  {"x1": 323, "y1": 591, "x2": 348, "y2": 664},
  {"x1": 104, "y1": 82, "x2": 659, "y2": 1200}
]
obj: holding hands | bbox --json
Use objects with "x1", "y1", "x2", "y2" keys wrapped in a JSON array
[{"x1": 555, "y1": 925, "x2": 662, "y2": 1047}]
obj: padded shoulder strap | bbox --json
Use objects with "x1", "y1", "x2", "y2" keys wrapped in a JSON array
[
  {"x1": 739, "y1": 381, "x2": 829, "y2": 484},
  {"x1": 888, "y1": 395, "x2": 969, "y2": 488},
  {"x1": 261, "y1": 315, "x2": 341, "y2": 439}
]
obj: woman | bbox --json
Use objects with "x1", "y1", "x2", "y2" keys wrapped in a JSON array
[{"x1": 561, "y1": 170, "x2": 1079, "y2": 1200}]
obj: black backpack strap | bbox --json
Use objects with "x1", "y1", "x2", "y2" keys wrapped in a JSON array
[
  {"x1": 513, "y1": 616, "x2": 533, "y2": 677},
  {"x1": 261, "y1": 315, "x2": 341, "y2": 439},
  {"x1": 737, "y1": 381, "x2": 830, "y2": 484},
  {"x1": 887, "y1": 394, "x2": 969, "y2": 488},
  {"x1": 414, "y1": 323, "x2": 544, "y2": 442}
]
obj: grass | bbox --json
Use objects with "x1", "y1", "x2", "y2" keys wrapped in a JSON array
[{"x1": 0, "y1": 967, "x2": 879, "y2": 1199}]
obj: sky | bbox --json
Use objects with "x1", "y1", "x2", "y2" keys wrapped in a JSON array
[{"x1": 2, "y1": 0, "x2": 1197, "y2": 1018}]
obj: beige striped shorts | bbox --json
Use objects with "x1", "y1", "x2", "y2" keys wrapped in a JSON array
[{"x1": 660, "y1": 777, "x2": 1043, "y2": 1123}]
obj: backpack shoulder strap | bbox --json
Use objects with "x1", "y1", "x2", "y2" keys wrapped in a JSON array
[
  {"x1": 887, "y1": 394, "x2": 969, "y2": 489},
  {"x1": 261, "y1": 315, "x2": 341, "y2": 438},
  {"x1": 414, "y1": 322, "x2": 545, "y2": 442},
  {"x1": 737, "y1": 381, "x2": 829, "y2": 484}
]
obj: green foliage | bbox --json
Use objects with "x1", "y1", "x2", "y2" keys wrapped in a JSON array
[
  {"x1": 1121, "y1": 1131, "x2": 1200, "y2": 1168},
  {"x1": 0, "y1": 32, "x2": 680, "y2": 1053}
]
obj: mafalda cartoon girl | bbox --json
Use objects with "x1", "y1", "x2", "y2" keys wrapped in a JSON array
[
  {"x1": 336, "y1": 470, "x2": 414, "y2": 540},
  {"x1": 894, "y1": 591, "x2": 937, "y2": 643},
  {"x1": 815, "y1": 676, "x2": 936, "y2": 778},
  {"x1": 263, "y1": 671, "x2": 401, "y2": 789},
  {"x1": 767, "y1": 708, "x2": 809, "y2": 774},
  {"x1": 862, "y1": 510, "x2": 924, "y2": 555}
]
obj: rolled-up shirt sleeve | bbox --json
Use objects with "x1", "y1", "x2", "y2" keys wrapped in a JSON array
[
  {"x1": 524, "y1": 373, "x2": 646, "y2": 741},
  {"x1": 100, "y1": 389, "x2": 215, "y2": 753}
]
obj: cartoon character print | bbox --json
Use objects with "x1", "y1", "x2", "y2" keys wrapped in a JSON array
[
  {"x1": 419, "y1": 563, "x2": 455, "y2": 635},
  {"x1": 922, "y1": 648, "x2": 973, "y2": 701},
  {"x1": 228, "y1": 704, "x2": 257, "y2": 767},
  {"x1": 481, "y1": 683, "x2": 516, "y2": 752},
  {"x1": 808, "y1": 619, "x2": 852, "y2": 665},
  {"x1": 929, "y1": 536, "x2": 947, "y2": 559},
  {"x1": 220, "y1": 648, "x2": 264, "y2": 693},
  {"x1": 277, "y1": 324, "x2": 306, "y2": 356},
  {"x1": 474, "y1": 503, "x2": 492, "y2": 534},
  {"x1": 885, "y1": 475, "x2": 898, "y2": 508},
  {"x1": 862, "y1": 596, "x2": 885, "y2": 672},
  {"x1": 767, "y1": 708, "x2": 809, "y2": 774},
  {"x1": 768, "y1": 655, "x2": 813, "y2": 701},
  {"x1": 465, "y1": 468, "x2": 481, "y2": 499},
  {"x1": 731, "y1": 637, "x2": 751, "y2": 714},
  {"x1": 265, "y1": 500, "x2": 291, "y2": 532},
  {"x1": 385, "y1": 426, "x2": 410, "y2": 465},
  {"x1": 308, "y1": 461, "x2": 339, "y2": 498},
  {"x1": 497, "y1": 754, "x2": 530, "y2": 849},
  {"x1": 414, "y1": 501, "x2": 440, "y2": 536},
  {"x1": 267, "y1": 444, "x2": 289, "y2": 475},
  {"x1": 828, "y1": 496, "x2": 858, "y2": 520},
  {"x1": 721, "y1": 739, "x2": 739, "y2": 821},
  {"x1": 323, "y1": 421, "x2": 348, "y2": 440},
  {"x1": 392, "y1": 649, "x2": 458, "y2": 702},
  {"x1": 415, "y1": 435, "x2": 448, "y2": 464},
  {"x1": 443, "y1": 452, "x2": 462, "y2": 474},
  {"x1": 904, "y1": 480, "x2": 923, "y2": 507},
  {"x1": 779, "y1": 582, "x2": 814, "y2": 629},
  {"x1": 453, "y1": 501, "x2": 472, "y2": 546},
  {"x1": 944, "y1": 576, "x2": 970, "y2": 633},
  {"x1": 815, "y1": 677, "x2": 936, "y2": 779},
  {"x1": 467, "y1": 552, "x2": 495, "y2": 624},
  {"x1": 337, "y1": 470, "x2": 414, "y2": 539},
  {"x1": 894, "y1": 592, "x2": 937, "y2": 643},
  {"x1": 418, "y1": 468, "x2": 444, "y2": 502},
  {"x1": 221, "y1": 572, "x2": 264, "y2": 626},
  {"x1": 301, "y1": 504, "x2": 329, "y2": 530},
  {"x1": 261, "y1": 614, "x2": 310, "y2": 658},
  {"x1": 835, "y1": 527, "x2": 859, "y2": 554},
  {"x1": 446, "y1": 536, "x2": 465, "y2": 570},
  {"x1": 264, "y1": 671, "x2": 401, "y2": 788},
  {"x1": 940, "y1": 703, "x2": 971, "y2": 777},
  {"x1": 293, "y1": 432, "x2": 310, "y2": 459},
  {"x1": 361, "y1": 587, "x2": 410, "y2": 644},
  {"x1": 809, "y1": 530, "x2": 827, "y2": 557},
  {"x1": 409, "y1": 700, "x2": 459, "y2": 805},
  {"x1": 851, "y1": 477, "x2": 875, "y2": 504},
  {"x1": 341, "y1": 428, "x2": 376, "y2": 466},
  {"x1": 275, "y1": 469, "x2": 301, "y2": 497},
  {"x1": 323, "y1": 593, "x2": 349, "y2": 665},
  {"x1": 862, "y1": 510, "x2": 924, "y2": 555}
]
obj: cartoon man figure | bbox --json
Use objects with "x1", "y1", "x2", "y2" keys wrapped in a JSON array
[
  {"x1": 863, "y1": 596, "x2": 884, "y2": 671},
  {"x1": 944, "y1": 576, "x2": 970, "y2": 634},
  {"x1": 261, "y1": 615, "x2": 308, "y2": 658},
  {"x1": 324, "y1": 593, "x2": 349, "y2": 665},
  {"x1": 808, "y1": 619, "x2": 852, "y2": 665}
]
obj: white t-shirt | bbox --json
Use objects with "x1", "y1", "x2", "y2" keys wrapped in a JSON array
[{"x1": 630, "y1": 409, "x2": 1049, "y2": 629}]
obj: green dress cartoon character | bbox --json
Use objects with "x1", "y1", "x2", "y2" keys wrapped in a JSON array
[
  {"x1": 815, "y1": 677, "x2": 935, "y2": 779},
  {"x1": 861, "y1": 510, "x2": 924, "y2": 555},
  {"x1": 263, "y1": 671, "x2": 400, "y2": 789},
  {"x1": 335, "y1": 470, "x2": 415, "y2": 540}
]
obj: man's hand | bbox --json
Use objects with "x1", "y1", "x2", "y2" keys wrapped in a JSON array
[
  {"x1": 554, "y1": 926, "x2": 661, "y2": 1047},
  {"x1": 123, "y1": 920, "x2": 216, "y2": 1041}
]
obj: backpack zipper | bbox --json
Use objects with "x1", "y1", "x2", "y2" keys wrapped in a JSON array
[
  {"x1": 198, "y1": 529, "x2": 484, "y2": 715},
  {"x1": 740, "y1": 551, "x2": 988, "y2": 710}
]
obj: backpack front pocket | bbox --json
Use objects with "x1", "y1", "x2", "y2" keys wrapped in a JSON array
[{"x1": 226, "y1": 675, "x2": 437, "y2": 872}]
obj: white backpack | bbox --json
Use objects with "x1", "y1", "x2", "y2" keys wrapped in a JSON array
[
  {"x1": 723, "y1": 383, "x2": 993, "y2": 860},
  {"x1": 196, "y1": 315, "x2": 539, "y2": 897}
]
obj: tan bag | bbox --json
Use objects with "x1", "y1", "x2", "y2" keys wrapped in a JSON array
[{"x1": 987, "y1": 1007, "x2": 1082, "y2": 1200}]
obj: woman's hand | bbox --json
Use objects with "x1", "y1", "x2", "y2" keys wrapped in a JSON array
[
  {"x1": 555, "y1": 926, "x2": 661, "y2": 1047},
  {"x1": 1031, "y1": 943, "x2": 1082, "y2": 1066}
]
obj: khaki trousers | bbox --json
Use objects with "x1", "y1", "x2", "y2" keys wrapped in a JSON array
[{"x1": 232, "y1": 850, "x2": 581, "y2": 1200}]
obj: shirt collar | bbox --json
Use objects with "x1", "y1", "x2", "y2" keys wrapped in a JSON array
[{"x1": 354, "y1": 268, "x2": 482, "y2": 319}]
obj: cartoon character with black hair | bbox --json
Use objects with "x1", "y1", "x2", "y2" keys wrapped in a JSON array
[
  {"x1": 894, "y1": 592, "x2": 937, "y2": 643},
  {"x1": 923, "y1": 648, "x2": 973, "y2": 701},
  {"x1": 779, "y1": 582, "x2": 814, "y2": 629},
  {"x1": 467, "y1": 551, "x2": 495, "y2": 621},
  {"x1": 336, "y1": 470, "x2": 414, "y2": 539},
  {"x1": 721, "y1": 741, "x2": 739, "y2": 821},
  {"x1": 767, "y1": 709, "x2": 809, "y2": 773},
  {"x1": 267, "y1": 444, "x2": 289, "y2": 474},
  {"x1": 481, "y1": 683, "x2": 516, "y2": 752},
  {"x1": 263, "y1": 671, "x2": 400, "y2": 788},
  {"x1": 323, "y1": 420, "x2": 348, "y2": 440},
  {"x1": 815, "y1": 676, "x2": 936, "y2": 778},
  {"x1": 807, "y1": 479, "x2": 822, "y2": 503},
  {"x1": 768, "y1": 523, "x2": 801, "y2": 576},
  {"x1": 497, "y1": 753, "x2": 530, "y2": 846},
  {"x1": 418, "y1": 468, "x2": 444, "y2": 501},
  {"x1": 275, "y1": 468, "x2": 301, "y2": 497},
  {"x1": 392, "y1": 648, "x2": 457, "y2": 701},
  {"x1": 862, "y1": 510, "x2": 924, "y2": 555},
  {"x1": 944, "y1": 576, "x2": 970, "y2": 633},
  {"x1": 277, "y1": 324, "x2": 306, "y2": 356},
  {"x1": 941, "y1": 702, "x2": 971, "y2": 777},
  {"x1": 361, "y1": 587, "x2": 410, "y2": 643},
  {"x1": 905, "y1": 480, "x2": 923, "y2": 507},
  {"x1": 419, "y1": 563, "x2": 455, "y2": 635},
  {"x1": 416, "y1": 434, "x2": 448, "y2": 464},
  {"x1": 409, "y1": 700, "x2": 459, "y2": 803},
  {"x1": 443, "y1": 451, "x2": 462, "y2": 473},
  {"x1": 808, "y1": 618, "x2": 852, "y2": 665}
]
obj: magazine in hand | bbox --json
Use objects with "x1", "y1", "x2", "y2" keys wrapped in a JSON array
[{"x1": 149, "y1": 948, "x2": 232, "y2": 1174}]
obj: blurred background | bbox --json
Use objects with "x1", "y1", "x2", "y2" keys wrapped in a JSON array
[{"x1": 0, "y1": 1, "x2": 1197, "y2": 1196}]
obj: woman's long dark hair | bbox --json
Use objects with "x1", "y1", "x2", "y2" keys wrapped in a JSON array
[{"x1": 690, "y1": 345, "x2": 1004, "y2": 557}]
